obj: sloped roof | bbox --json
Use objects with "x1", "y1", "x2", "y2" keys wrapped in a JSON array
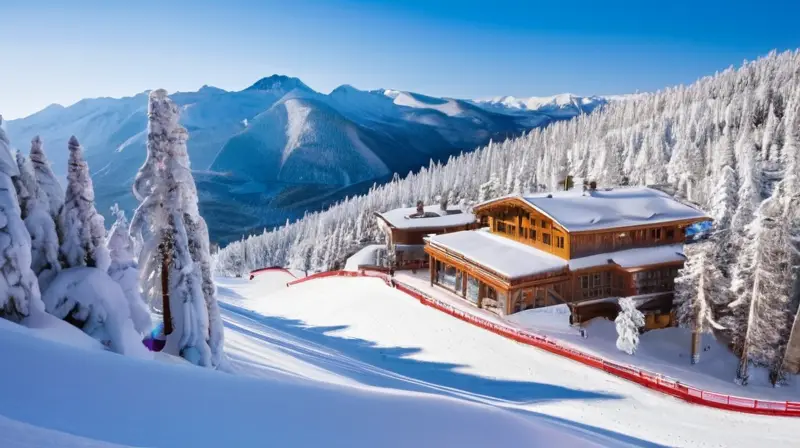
[
  {"x1": 568, "y1": 244, "x2": 686, "y2": 271},
  {"x1": 428, "y1": 230, "x2": 687, "y2": 280},
  {"x1": 475, "y1": 187, "x2": 710, "y2": 233},
  {"x1": 426, "y1": 230, "x2": 568, "y2": 279},
  {"x1": 376, "y1": 205, "x2": 476, "y2": 230}
]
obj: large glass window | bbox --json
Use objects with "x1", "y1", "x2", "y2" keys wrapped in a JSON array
[
  {"x1": 466, "y1": 276, "x2": 480, "y2": 304},
  {"x1": 440, "y1": 264, "x2": 457, "y2": 289},
  {"x1": 542, "y1": 233, "x2": 551, "y2": 245}
]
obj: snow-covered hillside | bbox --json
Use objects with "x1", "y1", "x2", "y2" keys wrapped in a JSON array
[
  {"x1": 215, "y1": 274, "x2": 797, "y2": 447},
  {"x1": 473, "y1": 93, "x2": 608, "y2": 118},
  {"x1": 6, "y1": 77, "x2": 596, "y2": 243},
  {"x1": 6, "y1": 272, "x2": 793, "y2": 447}
]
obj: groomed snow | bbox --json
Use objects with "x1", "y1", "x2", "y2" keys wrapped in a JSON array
[
  {"x1": 427, "y1": 230, "x2": 567, "y2": 278},
  {"x1": 568, "y1": 244, "x2": 686, "y2": 271},
  {"x1": 0, "y1": 301, "x2": 613, "y2": 448},
  {"x1": 218, "y1": 274, "x2": 798, "y2": 447},
  {"x1": 376, "y1": 205, "x2": 475, "y2": 230},
  {"x1": 478, "y1": 187, "x2": 710, "y2": 233}
]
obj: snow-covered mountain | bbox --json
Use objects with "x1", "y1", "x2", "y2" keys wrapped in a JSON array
[
  {"x1": 5, "y1": 76, "x2": 604, "y2": 242},
  {"x1": 472, "y1": 93, "x2": 607, "y2": 118}
]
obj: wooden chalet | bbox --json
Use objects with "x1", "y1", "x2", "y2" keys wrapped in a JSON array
[
  {"x1": 424, "y1": 186, "x2": 711, "y2": 328},
  {"x1": 375, "y1": 202, "x2": 477, "y2": 268}
]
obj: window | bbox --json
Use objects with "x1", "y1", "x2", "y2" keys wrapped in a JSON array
[
  {"x1": 541, "y1": 220, "x2": 548, "y2": 229},
  {"x1": 592, "y1": 273, "x2": 601, "y2": 287},
  {"x1": 666, "y1": 228, "x2": 675, "y2": 240},
  {"x1": 530, "y1": 230, "x2": 537, "y2": 241},
  {"x1": 522, "y1": 228, "x2": 528, "y2": 238},
  {"x1": 556, "y1": 236, "x2": 565, "y2": 249},
  {"x1": 651, "y1": 228, "x2": 662, "y2": 240},
  {"x1": 542, "y1": 233, "x2": 551, "y2": 245},
  {"x1": 580, "y1": 276, "x2": 589, "y2": 289},
  {"x1": 497, "y1": 221, "x2": 506, "y2": 232}
]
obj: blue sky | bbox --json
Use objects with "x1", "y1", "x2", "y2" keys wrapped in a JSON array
[{"x1": 1, "y1": 0, "x2": 798, "y2": 119}]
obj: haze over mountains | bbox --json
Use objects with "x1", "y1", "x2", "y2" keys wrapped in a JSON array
[{"x1": 5, "y1": 75, "x2": 606, "y2": 243}]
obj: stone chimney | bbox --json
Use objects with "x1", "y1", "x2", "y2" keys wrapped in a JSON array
[{"x1": 416, "y1": 200, "x2": 424, "y2": 216}]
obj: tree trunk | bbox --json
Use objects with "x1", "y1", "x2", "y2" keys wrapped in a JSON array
[
  {"x1": 690, "y1": 330, "x2": 700, "y2": 365},
  {"x1": 161, "y1": 245, "x2": 173, "y2": 336}
]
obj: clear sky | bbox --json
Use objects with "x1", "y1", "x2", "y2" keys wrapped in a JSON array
[{"x1": 1, "y1": 0, "x2": 799, "y2": 119}]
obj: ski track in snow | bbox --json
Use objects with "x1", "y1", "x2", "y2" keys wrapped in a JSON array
[{"x1": 220, "y1": 274, "x2": 799, "y2": 448}]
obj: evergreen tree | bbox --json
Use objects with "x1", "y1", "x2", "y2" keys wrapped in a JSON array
[
  {"x1": 28, "y1": 136, "x2": 64, "y2": 223},
  {"x1": 0, "y1": 116, "x2": 44, "y2": 322},
  {"x1": 59, "y1": 136, "x2": 110, "y2": 271},
  {"x1": 13, "y1": 152, "x2": 60, "y2": 292},
  {"x1": 131, "y1": 90, "x2": 224, "y2": 368},
  {"x1": 615, "y1": 297, "x2": 645, "y2": 355},
  {"x1": 106, "y1": 204, "x2": 152, "y2": 335}
]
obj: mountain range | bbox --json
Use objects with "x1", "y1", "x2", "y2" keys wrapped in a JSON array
[{"x1": 5, "y1": 75, "x2": 606, "y2": 243}]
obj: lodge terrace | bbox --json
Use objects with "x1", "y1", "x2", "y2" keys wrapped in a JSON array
[{"x1": 423, "y1": 186, "x2": 711, "y2": 328}]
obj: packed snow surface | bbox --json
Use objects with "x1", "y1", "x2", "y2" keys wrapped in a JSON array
[
  {"x1": 5, "y1": 272, "x2": 797, "y2": 446},
  {"x1": 0, "y1": 298, "x2": 613, "y2": 448},
  {"x1": 217, "y1": 274, "x2": 797, "y2": 447},
  {"x1": 427, "y1": 230, "x2": 567, "y2": 278},
  {"x1": 376, "y1": 204, "x2": 475, "y2": 229},
  {"x1": 479, "y1": 187, "x2": 710, "y2": 232}
]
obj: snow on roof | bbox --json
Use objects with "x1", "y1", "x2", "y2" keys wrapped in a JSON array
[
  {"x1": 569, "y1": 244, "x2": 686, "y2": 271},
  {"x1": 376, "y1": 205, "x2": 476, "y2": 230},
  {"x1": 477, "y1": 187, "x2": 710, "y2": 233},
  {"x1": 427, "y1": 230, "x2": 567, "y2": 279}
]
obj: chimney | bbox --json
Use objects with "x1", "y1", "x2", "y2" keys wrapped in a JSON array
[
  {"x1": 416, "y1": 200, "x2": 424, "y2": 216},
  {"x1": 589, "y1": 181, "x2": 597, "y2": 191}
]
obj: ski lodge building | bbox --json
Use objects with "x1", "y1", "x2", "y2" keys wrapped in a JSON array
[
  {"x1": 375, "y1": 202, "x2": 477, "y2": 268},
  {"x1": 423, "y1": 186, "x2": 711, "y2": 328}
]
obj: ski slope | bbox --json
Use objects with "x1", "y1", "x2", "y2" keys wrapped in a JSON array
[
  {"x1": 218, "y1": 274, "x2": 798, "y2": 447},
  {"x1": 0, "y1": 291, "x2": 607, "y2": 448}
]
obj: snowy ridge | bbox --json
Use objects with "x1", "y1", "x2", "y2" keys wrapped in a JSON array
[{"x1": 6, "y1": 79, "x2": 594, "y2": 243}]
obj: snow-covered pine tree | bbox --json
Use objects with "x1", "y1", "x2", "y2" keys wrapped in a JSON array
[
  {"x1": 615, "y1": 297, "x2": 645, "y2": 355},
  {"x1": 0, "y1": 116, "x2": 44, "y2": 322},
  {"x1": 29, "y1": 136, "x2": 64, "y2": 223},
  {"x1": 171, "y1": 125, "x2": 227, "y2": 369},
  {"x1": 730, "y1": 196, "x2": 794, "y2": 384},
  {"x1": 106, "y1": 204, "x2": 152, "y2": 335},
  {"x1": 674, "y1": 242, "x2": 727, "y2": 364},
  {"x1": 13, "y1": 152, "x2": 60, "y2": 292},
  {"x1": 130, "y1": 90, "x2": 223, "y2": 368},
  {"x1": 59, "y1": 136, "x2": 110, "y2": 271}
]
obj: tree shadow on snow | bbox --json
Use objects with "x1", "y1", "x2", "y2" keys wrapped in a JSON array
[
  {"x1": 220, "y1": 302, "x2": 622, "y2": 405},
  {"x1": 220, "y1": 303, "x2": 668, "y2": 447},
  {"x1": 220, "y1": 303, "x2": 666, "y2": 447}
]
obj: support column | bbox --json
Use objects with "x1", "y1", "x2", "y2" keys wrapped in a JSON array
[{"x1": 429, "y1": 257, "x2": 435, "y2": 286}]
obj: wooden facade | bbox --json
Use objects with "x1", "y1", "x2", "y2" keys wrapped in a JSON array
[
  {"x1": 375, "y1": 210, "x2": 477, "y2": 268},
  {"x1": 424, "y1": 194, "x2": 710, "y2": 325}
]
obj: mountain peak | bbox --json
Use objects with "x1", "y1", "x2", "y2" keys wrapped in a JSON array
[{"x1": 245, "y1": 75, "x2": 311, "y2": 93}]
